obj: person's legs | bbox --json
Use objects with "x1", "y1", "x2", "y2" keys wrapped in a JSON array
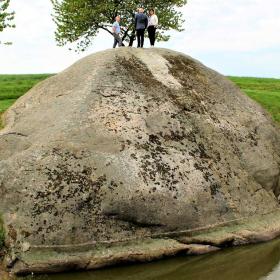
[
  {"x1": 136, "y1": 30, "x2": 141, "y2": 48},
  {"x1": 113, "y1": 33, "x2": 123, "y2": 48},
  {"x1": 148, "y1": 26, "x2": 153, "y2": 46},
  {"x1": 113, "y1": 33, "x2": 118, "y2": 48},
  {"x1": 140, "y1": 29, "x2": 145, "y2": 48},
  {"x1": 116, "y1": 34, "x2": 123, "y2": 47},
  {"x1": 113, "y1": 37, "x2": 118, "y2": 48},
  {"x1": 151, "y1": 26, "x2": 156, "y2": 46}
]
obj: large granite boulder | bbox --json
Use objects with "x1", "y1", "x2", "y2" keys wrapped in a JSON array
[{"x1": 0, "y1": 48, "x2": 280, "y2": 275}]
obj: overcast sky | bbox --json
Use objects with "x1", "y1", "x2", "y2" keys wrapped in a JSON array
[{"x1": 0, "y1": 0, "x2": 279, "y2": 77}]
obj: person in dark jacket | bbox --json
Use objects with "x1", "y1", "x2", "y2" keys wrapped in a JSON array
[{"x1": 135, "y1": 7, "x2": 148, "y2": 48}]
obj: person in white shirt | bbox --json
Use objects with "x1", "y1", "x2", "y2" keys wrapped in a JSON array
[{"x1": 147, "y1": 9, "x2": 158, "y2": 47}]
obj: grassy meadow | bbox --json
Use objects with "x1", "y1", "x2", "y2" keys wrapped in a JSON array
[
  {"x1": 0, "y1": 75, "x2": 279, "y2": 128},
  {"x1": 228, "y1": 76, "x2": 280, "y2": 123},
  {"x1": 0, "y1": 74, "x2": 52, "y2": 128}
]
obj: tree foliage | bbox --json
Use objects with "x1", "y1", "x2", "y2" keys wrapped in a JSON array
[
  {"x1": 51, "y1": 0, "x2": 187, "y2": 51},
  {"x1": 0, "y1": 0, "x2": 15, "y2": 44}
]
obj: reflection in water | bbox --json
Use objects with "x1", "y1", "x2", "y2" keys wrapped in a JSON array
[{"x1": 19, "y1": 238, "x2": 280, "y2": 280}]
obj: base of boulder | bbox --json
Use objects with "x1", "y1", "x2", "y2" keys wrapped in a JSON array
[{"x1": 7, "y1": 208, "x2": 280, "y2": 276}]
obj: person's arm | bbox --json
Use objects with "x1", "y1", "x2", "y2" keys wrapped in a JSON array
[
  {"x1": 155, "y1": 15, "x2": 159, "y2": 27},
  {"x1": 135, "y1": 14, "x2": 138, "y2": 30},
  {"x1": 145, "y1": 15, "x2": 148, "y2": 28}
]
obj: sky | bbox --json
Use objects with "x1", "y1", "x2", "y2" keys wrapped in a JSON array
[{"x1": 0, "y1": 0, "x2": 279, "y2": 77}]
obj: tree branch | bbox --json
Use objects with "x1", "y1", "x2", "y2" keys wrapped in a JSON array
[{"x1": 98, "y1": 25, "x2": 113, "y2": 36}]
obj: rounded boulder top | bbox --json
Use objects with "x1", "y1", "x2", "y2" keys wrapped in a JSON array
[{"x1": 0, "y1": 48, "x2": 280, "y2": 275}]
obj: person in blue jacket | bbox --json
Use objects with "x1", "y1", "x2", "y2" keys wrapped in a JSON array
[{"x1": 135, "y1": 7, "x2": 148, "y2": 48}]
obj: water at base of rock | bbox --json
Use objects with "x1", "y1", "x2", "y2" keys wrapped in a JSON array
[{"x1": 15, "y1": 237, "x2": 280, "y2": 280}]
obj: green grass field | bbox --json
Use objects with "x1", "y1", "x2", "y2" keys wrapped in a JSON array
[
  {"x1": 0, "y1": 74, "x2": 51, "y2": 109},
  {"x1": 0, "y1": 74, "x2": 52, "y2": 128},
  {"x1": 0, "y1": 75, "x2": 279, "y2": 128},
  {"x1": 228, "y1": 76, "x2": 280, "y2": 123}
]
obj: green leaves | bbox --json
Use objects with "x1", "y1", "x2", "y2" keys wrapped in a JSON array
[
  {"x1": 51, "y1": 0, "x2": 187, "y2": 51},
  {"x1": 0, "y1": 0, "x2": 15, "y2": 45}
]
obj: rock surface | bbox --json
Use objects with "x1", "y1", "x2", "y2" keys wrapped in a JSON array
[{"x1": 0, "y1": 48, "x2": 280, "y2": 274}]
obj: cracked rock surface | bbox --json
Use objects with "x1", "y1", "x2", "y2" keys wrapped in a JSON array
[{"x1": 0, "y1": 48, "x2": 280, "y2": 274}]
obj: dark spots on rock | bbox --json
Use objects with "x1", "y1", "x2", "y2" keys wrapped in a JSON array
[
  {"x1": 248, "y1": 131, "x2": 258, "y2": 146},
  {"x1": 8, "y1": 225, "x2": 17, "y2": 242},
  {"x1": 232, "y1": 145, "x2": 241, "y2": 157},
  {"x1": 154, "y1": 145, "x2": 166, "y2": 154},
  {"x1": 193, "y1": 205, "x2": 199, "y2": 212},
  {"x1": 32, "y1": 203, "x2": 55, "y2": 216},
  {"x1": 186, "y1": 130, "x2": 197, "y2": 143},
  {"x1": 130, "y1": 153, "x2": 137, "y2": 159},
  {"x1": 197, "y1": 143, "x2": 210, "y2": 159},
  {"x1": 194, "y1": 163, "x2": 203, "y2": 172},
  {"x1": 108, "y1": 180, "x2": 118, "y2": 191},
  {"x1": 160, "y1": 130, "x2": 186, "y2": 142},
  {"x1": 214, "y1": 151, "x2": 221, "y2": 162},
  {"x1": 209, "y1": 113, "x2": 221, "y2": 123},
  {"x1": 143, "y1": 106, "x2": 149, "y2": 113},
  {"x1": 143, "y1": 154, "x2": 151, "y2": 159},
  {"x1": 120, "y1": 143, "x2": 125, "y2": 152},
  {"x1": 149, "y1": 134, "x2": 161, "y2": 145},
  {"x1": 203, "y1": 171, "x2": 213, "y2": 182},
  {"x1": 52, "y1": 148, "x2": 87, "y2": 160},
  {"x1": 210, "y1": 183, "x2": 221, "y2": 197},
  {"x1": 135, "y1": 135, "x2": 180, "y2": 196},
  {"x1": 82, "y1": 167, "x2": 92, "y2": 176},
  {"x1": 21, "y1": 230, "x2": 31, "y2": 238},
  {"x1": 122, "y1": 112, "x2": 131, "y2": 121},
  {"x1": 26, "y1": 149, "x2": 118, "y2": 241}
]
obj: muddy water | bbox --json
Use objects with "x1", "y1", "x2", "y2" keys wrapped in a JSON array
[{"x1": 18, "y1": 238, "x2": 280, "y2": 280}]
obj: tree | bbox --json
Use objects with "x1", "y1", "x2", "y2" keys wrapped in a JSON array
[
  {"x1": 51, "y1": 0, "x2": 187, "y2": 51},
  {"x1": 0, "y1": 0, "x2": 15, "y2": 44}
]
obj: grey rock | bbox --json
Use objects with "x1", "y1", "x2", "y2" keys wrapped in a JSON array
[{"x1": 0, "y1": 48, "x2": 279, "y2": 274}]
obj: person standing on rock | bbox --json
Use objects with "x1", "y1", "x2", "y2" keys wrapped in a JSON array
[
  {"x1": 128, "y1": 8, "x2": 139, "y2": 47},
  {"x1": 147, "y1": 9, "x2": 158, "y2": 47},
  {"x1": 112, "y1": 16, "x2": 123, "y2": 48},
  {"x1": 135, "y1": 7, "x2": 148, "y2": 48}
]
